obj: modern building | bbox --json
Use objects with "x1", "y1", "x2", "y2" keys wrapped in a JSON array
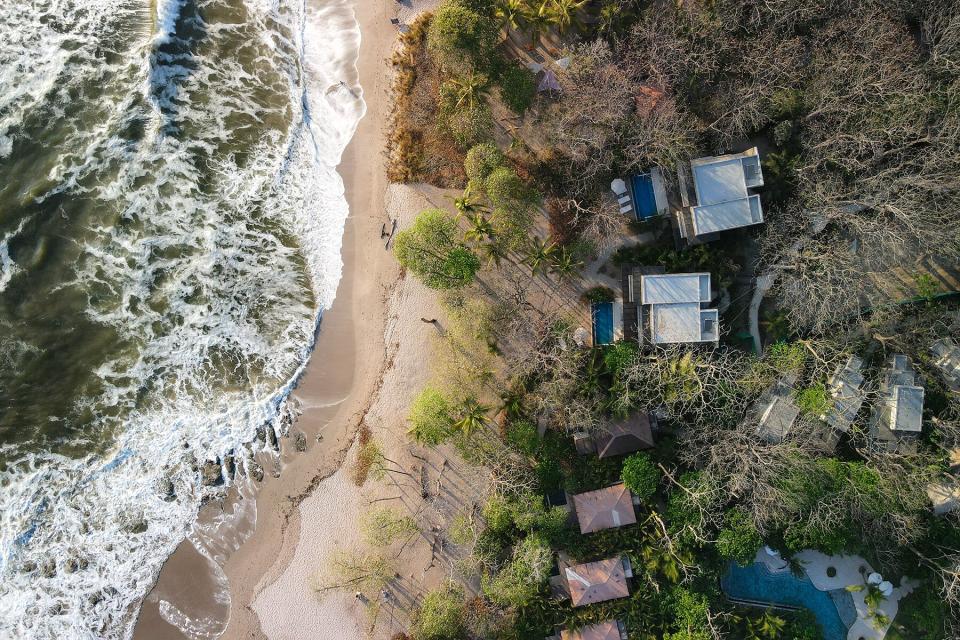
[
  {"x1": 931, "y1": 338, "x2": 960, "y2": 393},
  {"x1": 557, "y1": 620, "x2": 628, "y2": 640},
  {"x1": 752, "y1": 375, "x2": 800, "y2": 444},
  {"x1": 821, "y1": 354, "x2": 867, "y2": 434},
  {"x1": 676, "y1": 147, "x2": 765, "y2": 243},
  {"x1": 563, "y1": 556, "x2": 632, "y2": 607},
  {"x1": 573, "y1": 412, "x2": 656, "y2": 458},
  {"x1": 572, "y1": 483, "x2": 638, "y2": 534},
  {"x1": 639, "y1": 273, "x2": 718, "y2": 344},
  {"x1": 870, "y1": 354, "x2": 925, "y2": 449}
]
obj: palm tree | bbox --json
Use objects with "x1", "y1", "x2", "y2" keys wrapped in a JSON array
[
  {"x1": 524, "y1": 238, "x2": 556, "y2": 276},
  {"x1": 495, "y1": 0, "x2": 528, "y2": 32},
  {"x1": 548, "y1": 246, "x2": 583, "y2": 280},
  {"x1": 548, "y1": 0, "x2": 590, "y2": 34},
  {"x1": 745, "y1": 611, "x2": 786, "y2": 640},
  {"x1": 480, "y1": 240, "x2": 507, "y2": 268},
  {"x1": 463, "y1": 212, "x2": 495, "y2": 244},
  {"x1": 454, "y1": 397, "x2": 492, "y2": 437},
  {"x1": 523, "y1": 0, "x2": 553, "y2": 46},
  {"x1": 447, "y1": 72, "x2": 490, "y2": 111},
  {"x1": 453, "y1": 185, "x2": 486, "y2": 217}
]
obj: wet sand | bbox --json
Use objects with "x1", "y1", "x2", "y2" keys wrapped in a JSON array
[{"x1": 133, "y1": 0, "x2": 399, "y2": 637}]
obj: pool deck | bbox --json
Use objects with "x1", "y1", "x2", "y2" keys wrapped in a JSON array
[{"x1": 756, "y1": 549, "x2": 917, "y2": 640}]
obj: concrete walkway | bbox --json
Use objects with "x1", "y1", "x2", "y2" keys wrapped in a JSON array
[{"x1": 794, "y1": 550, "x2": 917, "y2": 640}]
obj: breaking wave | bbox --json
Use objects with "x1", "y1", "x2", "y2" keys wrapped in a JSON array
[{"x1": 0, "y1": 0, "x2": 365, "y2": 637}]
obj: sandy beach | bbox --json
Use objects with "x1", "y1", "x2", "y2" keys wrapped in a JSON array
[{"x1": 133, "y1": 1, "x2": 451, "y2": 639}]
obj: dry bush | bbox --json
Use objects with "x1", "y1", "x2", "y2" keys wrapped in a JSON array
[{"x1": 386, "y1": 13, "x2": 467, "y2": 186}]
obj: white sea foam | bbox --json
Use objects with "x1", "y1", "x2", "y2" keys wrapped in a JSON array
[{"x1": 0, "y1": 0, "x2": 366, "y2": 638}]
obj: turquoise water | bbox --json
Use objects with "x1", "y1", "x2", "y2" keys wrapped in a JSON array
[
  {"x1": 592, "y1": 302, "x2": 614, "y2": 345},
  {"x1": 721, "y1": 561, "x2": 853, "y2": 640},
  {"x1": 630, "y1": 173, "x2": 658, "y2": 220}
]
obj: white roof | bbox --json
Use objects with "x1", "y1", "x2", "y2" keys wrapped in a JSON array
[
  {"x1": 640, "y1": 273, "x2": 710, "y2": 305},
  {"x1": 693, "y1": 158, "x2": 749, "y2": 205},
  {"x1": 689, "y1": 148, "x2": 765, "y2": 235}
]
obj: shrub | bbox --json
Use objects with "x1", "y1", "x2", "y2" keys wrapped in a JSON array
[
  {"x1": 766, "y1": 341, "x2": 806, "y2": 372},
  {"x1": 621, "y1": 452, "x2": 660, "y2": 502},
  {"x1": 464, "y1": 142, "x2": 504, "y2": 182},
  {"x1": 482, "y1": 534, "x2": 552, "y2": 608},
  {"x1": 505, "y1": 419, "x2": 539, "y2": 456},
  {"x1": 394, "y1": 209, "x2": 480, "y2": 289},
  {"x1": 427, "y1": 2, "x2": 498, "y2": 71},
  {"x1": 408, "y1": 386, "x2": 455, "y2": 444},
  {"x1": 582, "y1": 285, "x2": 615, "y2": 304},
  {"x1": 412, "y1": 582, "x2": 467, "y2": 640},
  {"x1": 795, "y1": 383, "x2": 830, "y2": 416},
  {"x1": 603, "y1": 342, "x2": 638, "y2": 379},
  {"x1": 497, "y1": 62, "x2": 537, "y2": 113},
  {"x1": 485, "y1": 166, "x2": 530, "y2": 210},
  {"x1": 716, "y1": 508, "x2": 762, "y2": 565},
  {"x1": 440, "y1": 103, "x2": 494, "y2": 149}
]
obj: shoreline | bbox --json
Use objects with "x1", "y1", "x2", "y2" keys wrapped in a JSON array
[{"x1": 133, "y1": 0, "x2": 399, "y2": 637}]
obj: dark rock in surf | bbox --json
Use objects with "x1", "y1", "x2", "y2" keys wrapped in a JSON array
[
  {"x1": 266, "y1": 427, "x2": 279, "y2": 451},
  {"x1": 129, "y1": 520, "x2": 148, "y2": 534},
  {"x1": 294, "y1": 431, "x2": 306, "y2": 452},
  {"x1": 201, "y1": 460, "x2": 224, "y2": 486},
  {"x1": 250, "y1": 462, "x2": 264, "y2": 483},
  {"x1": 224, "y1": 453, "x2": 236, "y2": 479}
]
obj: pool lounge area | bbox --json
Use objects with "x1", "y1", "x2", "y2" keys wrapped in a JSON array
[
  {"x1": 721, "y1": 561, "x2": 855, "y2": 640},
  {"x1": 629, "y1": 168, "x2": 669, "y2": 221}
]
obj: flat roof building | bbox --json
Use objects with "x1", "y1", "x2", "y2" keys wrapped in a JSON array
[
  {"x1": 822, "y1": 355, "x2": 867, "y2": 434},
  {"x1": 677, "y1": 148, "x2": 764, "y2": 243},
  {"x1": 572, "y1": 483, "x2": 637, "y2": 534},
  {"x1": 870, "y1": 354, "x2": 925, "y2": 450},
  {"x1": 564, "y1": 556, "x2": 631, "y2": 607},
  {"x1": 640, "y1": 273, "x2": 718, "y2": 344},
  {"x1": 752, "y1": 376, "x2": 800, "y2": 444},
  {"x1": 931, "y1": 338, "x2": 960, "y2": 393}
]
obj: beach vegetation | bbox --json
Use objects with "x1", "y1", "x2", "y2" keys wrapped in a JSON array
[
  {"x1": 361, "y1": 508, "x2": 419, "y2": 547},
  {"x1": 481, "y1": 533, "x2": 552, "y2": 608},
  {"x1": 316, "y1": 550, "x2": 395, "y2": 596},
  {"x1": 407, "y1": 386, "x2": 456, "y2": 445},
  {"x1": 453, "y1": 397, "x2": 494, "y2": 437},
  {"x1": 494, "y1": 61, "x2": 537, "y2": 114},
  {"x1": 427, "y1": 1, "x2": 499, "y2": 72},
  {"x1": 394, "y1": 209, "x2": 480, "y2": 289},
  {"x1": 411, "y1": 582, "x2": 468, "y2": 640},
  {"x1": 464, "y1": 142, "x2": 504, "y2": 184}
]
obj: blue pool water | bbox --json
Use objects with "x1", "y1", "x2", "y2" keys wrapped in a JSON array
[
  {"x1": 721, "y1": 562, "x2": 853, "y2": 640},
  {"x1": 631, "y1": 173, "x2": 659, "y2": 220},
  {"x1": 592, "y1": 302, "x2": 614, "y2": 345}
]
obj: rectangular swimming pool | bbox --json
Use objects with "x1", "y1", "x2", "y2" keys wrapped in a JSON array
[
  {"x1": 721, "y1": 562, "x2": 853, "y2": 640},
  {"x1": 631, "y1": 173, "x2": 659, "y2": 220},
  {"x1": 592, "y1": 302, "x2": 614, "y2": 345}
]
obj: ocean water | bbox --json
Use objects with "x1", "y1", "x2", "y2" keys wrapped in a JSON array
[{"x1": 0, "y1": 0, "x2": 365, "y2": 637}]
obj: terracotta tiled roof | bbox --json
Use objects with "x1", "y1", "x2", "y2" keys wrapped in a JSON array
[
  {"x1": 565, "y1": 557, "x2": 630, "y2": 607},
  {"x1": 560, "y1": 620, "x2": 621, "y2": 640},
  {"x1": 572, "y1": 483, "x2": 637, "y2": 534}
]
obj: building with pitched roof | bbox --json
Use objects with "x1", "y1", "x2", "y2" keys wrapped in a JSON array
[
  {"x1": 572, "y1": 483, "x2": 638, "y2": 534},
  {"x1": 870, "y1": 354, "x2": 925, "y2": 450},
  {"x1": 931, "y1": 338, "x2": 960, "y2": 393},
  {"x1": 676, "y1": 147, "x2": 765, "y2": 244},
  {"x1": 559, "y1": 620, "x2": 627, "y2": 640},
  {"x1": 573, "y1": 412, "x2": 656, "y2": 458},
  {"x1": 639, "y1": 273, "x2": 718, "y2": 344},
  {"x1": 564, "y1": 556, "x2": 632, "y2": 607}
]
